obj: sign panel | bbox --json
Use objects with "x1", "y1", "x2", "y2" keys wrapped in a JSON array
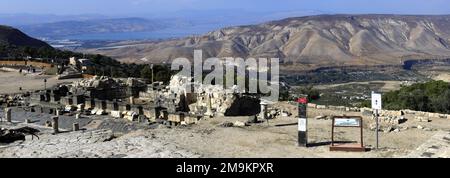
[
  {"x1": 334, "y1": 118, "x2": 361, "y2": 127},
  {"x1": 371, "y1": 92, "x2": 382, "y2": 110},
  {"x1": 298, "y1": 118, "x2": 307, "y2": 131},
  {"x1": 330, "y1": 116, "x2": 365, "y2": 151}
]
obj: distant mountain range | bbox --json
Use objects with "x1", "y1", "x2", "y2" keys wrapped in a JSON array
[
  {"x1": 0, "y1": 25, "x2": 51, "y2": 48},
  {"x1": 85, "y1": 14, "x2": 450, "y2": 71},
  {"x1": 0, "y1": 14, "x2": 108, "y2": 26},
  {"x1": 2, "y1": 10, "x2": 324, "y2": 40},
  {"x1": 18, "y1": 17, "x2": 192, "y2": 38},
  {"x1": 3, "y1": 14, "x2": 450, "y2": 73}
]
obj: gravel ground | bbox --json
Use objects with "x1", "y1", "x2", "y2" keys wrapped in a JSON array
[{"x1": 0, "y1": 71, "x2": 78, "y2": 94}]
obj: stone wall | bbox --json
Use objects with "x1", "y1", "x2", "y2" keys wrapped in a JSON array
[{"x1": 307, "y1": 103, "x2": 450, "y2": 119}]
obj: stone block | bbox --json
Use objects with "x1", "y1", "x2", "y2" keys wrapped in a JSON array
[
  {"x1": 5, "y1": 108, "x2": 11, "y2": 122},
  {"x1": 73, "y1": 123, "x2": 80, "y2": 131},
  {"x1": 111, "y1": 110, "x2": 123, "y2": 118},
  {"x1": 307, "y1": 103, "x2": 316, "y2": 108}
]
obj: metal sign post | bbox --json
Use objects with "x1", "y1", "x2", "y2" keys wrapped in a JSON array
[
  {"x1": 375, "y1": 109, "x2": 379, "y2": 149},
  {"x1": 371, "y1": 91, "x2": 382, "y2": 150},
  {"x1": 297, "y1": 96, "x2": 308, "y2": 147}
]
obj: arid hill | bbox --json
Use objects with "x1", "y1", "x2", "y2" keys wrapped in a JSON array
[
  {"x1": 85, "y1": 14, "x2": 450, "y2": 71},
  {"x1": 0, "y1": 25, "x2": 51, "y2": 48}
]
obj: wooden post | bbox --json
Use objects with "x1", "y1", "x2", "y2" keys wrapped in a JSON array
[
  {"x1": 361, "y1": 118, "x2": 364, "y2": 148},
  {"x1": 331, "y1": 118, "x2": 335, "y2": 146}
]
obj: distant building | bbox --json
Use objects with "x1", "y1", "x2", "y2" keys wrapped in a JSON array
[
  {"x1": 69, "y1": 57, "x2": 94, "y2": 73},
  {"x1": 69, "y1": 57, "x2": 79, "y2": 67}
]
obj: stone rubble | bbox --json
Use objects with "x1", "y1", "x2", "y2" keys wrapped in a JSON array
[
  {"x1": 416, "y1": 117, "x2": 431, "y2": 122},
  {"x1": 233, "y1": 121, "x2": 248, "y2": 127},
  {"x1": 219, "y1": 121, "x2": 234, "y2": 127}
]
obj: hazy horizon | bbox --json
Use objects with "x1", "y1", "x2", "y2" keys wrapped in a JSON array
[{"x1": 1, "y1": 0, "x2": 450, "y2": 16}]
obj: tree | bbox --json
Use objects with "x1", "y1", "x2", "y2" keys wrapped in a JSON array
[
  {"x1": 140, "y1": 65, "x2": 153, "y2": 79},
  {"x1": 383, "y1": 80, "x2": 450, "y2": 113}
]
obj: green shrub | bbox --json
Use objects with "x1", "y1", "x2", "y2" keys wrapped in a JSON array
[{"x1": 383, "y1": 80, "x2": 450, "y2": 113}]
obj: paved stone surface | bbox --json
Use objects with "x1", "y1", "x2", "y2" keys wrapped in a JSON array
[
  {"x1": 406, "y1": 131, "x2": 450, "y2": 158},
  {"x1": 0, "y1": 129, "x2": 200, "y2": 158},
  {"x1": 7, "y1": 108, "x2": 93, "y2": 131}
]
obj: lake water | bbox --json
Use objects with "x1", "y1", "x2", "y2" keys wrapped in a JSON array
[{"x1": 64, "y1": 24, "x2": 227, "y2": 41}]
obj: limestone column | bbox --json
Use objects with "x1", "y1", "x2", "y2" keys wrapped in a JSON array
[
  {"x1": 5, "y1": 108, "x2": 11, "y2": 122},
  {"x1": 78, "y1": 104, "x2": 85, "y2": 112},
  {"x1": 205, "y1": 93, "x2": 213, "y2": 117},
  {"x1": 52, "y1": 116, "x2": 59, "y2": 134},
  {"x1": 130, "y1": 96, "x2": 135, "y2": 105},
  {"x1": 260, "y1": 101, "x2": 267, "y2": 120}
]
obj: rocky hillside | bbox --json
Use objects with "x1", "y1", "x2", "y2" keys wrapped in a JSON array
[
  {"x1": 0, "y1": 25, "x2": 52, "y2": 48},
  {"x1": 87, "y1": 14, "x2": 450, "y2": 71}
]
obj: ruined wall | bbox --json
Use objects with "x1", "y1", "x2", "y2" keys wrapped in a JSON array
[
  {"x1": 72, "y1": 76, "x2": 146, "y2": 100},
  {"x1": 223, "y1": 96, "x2": 260, "y2": 116}
]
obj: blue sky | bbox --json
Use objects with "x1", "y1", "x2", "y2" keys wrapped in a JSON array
[{"x1": 1, "y1": 0, "x2": 450, "y2": 15}]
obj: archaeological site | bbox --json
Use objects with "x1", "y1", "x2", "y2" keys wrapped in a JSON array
[{"x1": 1, "y1": 1, "x2": 450, "y2": 167}]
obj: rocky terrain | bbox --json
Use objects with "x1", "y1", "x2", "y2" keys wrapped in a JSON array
[
  {"x1": 1, "y1": 101, "x2": 449, "y2": 158},
  {"x1": 85, "y1": 14, "x2": 450, "y2": 71},
  {"x1": 0, "y1": 128, "x2": 199, "y2": 158}
]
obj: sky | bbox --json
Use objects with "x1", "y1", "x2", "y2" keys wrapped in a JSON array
[{"x1": 1, "y1": 0, "x2": 450, "y2": 15}]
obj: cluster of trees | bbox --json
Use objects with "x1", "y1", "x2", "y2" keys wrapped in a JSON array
[
  {"x1": 0, "y1": 44, "x2": 173, "y2": 83},
  {"x1": 383, "y1": 80, "x2": 450, "y2": 114},
  {"x1": 0, "y1": 45, "x2": 67, "y2": 59},
  {"x1": 138, "y1": 64, "x2": 173, "y2": 83},
  {"x1": 291, "y1": 85, "x2": 321, "y2": 102}
]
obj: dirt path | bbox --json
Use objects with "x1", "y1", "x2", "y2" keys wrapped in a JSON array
[
  {"x1": 433, "y1": 73, "x2": 450, "y2": 82},
  {"x1": 312, "y1": 80, "x2": 402, "y2": 92},
  {"x1": 0, "y1": 71, "x2": 78, "y2": 94}
]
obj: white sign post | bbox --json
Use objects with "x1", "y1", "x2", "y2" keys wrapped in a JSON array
[
  {"x1": 371, "y1": 91, "x2": 382, "y2": 149},
  {"x1": 371, "y1": 92, "x2": 382, "y2": 110}
]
